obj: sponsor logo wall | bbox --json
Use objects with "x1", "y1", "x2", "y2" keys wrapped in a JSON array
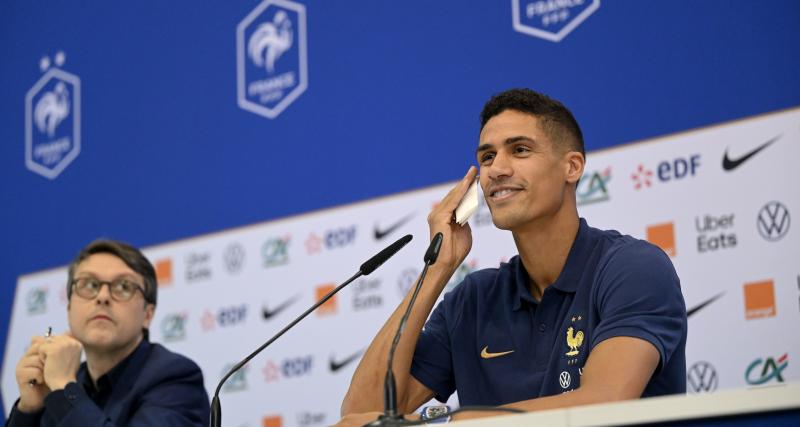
[{"x1": 3, "y1": 109, "x2": 799, "y2": 425}]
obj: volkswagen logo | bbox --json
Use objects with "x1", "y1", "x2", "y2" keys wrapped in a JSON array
[
  {"x1": 687, "y1": 361, "x2": 718, "y2": 393},
  {"x1": 559, "y1": 371, "x2": 571, "y2": 389},
  {"x1": 224, "y1": 242, "x2": 246, "y2": 273},
  {"x1": 757, "y1": 201, "x2": 790, "y2": 241}
]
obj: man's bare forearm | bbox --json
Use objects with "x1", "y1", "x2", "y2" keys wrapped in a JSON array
[
  {"x1": 340, "y1": 266, "x2": 450, "y2": 415},
  {"x1": 341, "y1": 168, "x2": 478, "y2": 416},
  {"x1": 451, "y1": 337, "x2": 660, "y2": 421}
]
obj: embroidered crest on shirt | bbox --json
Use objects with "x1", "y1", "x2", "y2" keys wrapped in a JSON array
[{"x1": 565, "y1": 326, "x2": 584, "y2": 357}]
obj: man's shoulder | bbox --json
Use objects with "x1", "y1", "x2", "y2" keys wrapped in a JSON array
[
  {"x1": 589, "y1": 224, "x2": 671, "y2": 267},
  {"x1": 143, "y1": 342, "x2": 204, "y2": 376},
  {"x1": 585, "y1": 224, "x2": 680, "y2": 297}
]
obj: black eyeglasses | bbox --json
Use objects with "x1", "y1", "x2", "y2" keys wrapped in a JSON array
[{"x1": 70, "y1": 277, "x2": 146, "y2": 302}]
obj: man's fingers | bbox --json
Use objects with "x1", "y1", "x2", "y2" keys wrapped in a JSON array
[
  {"x1": 37, "y1": 334, "x2": 68, "y2": 354},
  {"x1": 18, "y1": 354, "x2": 45, "y2": 385},
  {"x1": 24, "y1": 370, "x2": 45, "y2": 385},
  {"x1": 20, "y1": 354, "x2": 44, "y2": 369},
  {"x1": 26, "y1": 336, "x2": 45, "y2": 354},
  {"x1": 445, "y1": 166, "x2": 478, "y2": 202},
  {"x1": 432, "y1": 167, "x2": 478, "y2": 219}
]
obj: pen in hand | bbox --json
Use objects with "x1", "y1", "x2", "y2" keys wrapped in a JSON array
[{"x1": 28, "y1": 326, "x2": 52, "y2": 386}]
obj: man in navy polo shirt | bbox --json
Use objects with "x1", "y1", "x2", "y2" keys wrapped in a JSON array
[{"x1": 337, "y1": 88, "x2": 687, "y2": 424}]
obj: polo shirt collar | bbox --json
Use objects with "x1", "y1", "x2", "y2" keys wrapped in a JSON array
[
  {"x1": 512, "y1": 218, "x2": 592, "y2": 310},
  {"x1": 512, "y1": 256, "x2": 536, "y2": 311},
  {"x1": 550, "y1": 218, "x2": 591, "y2": 293}
]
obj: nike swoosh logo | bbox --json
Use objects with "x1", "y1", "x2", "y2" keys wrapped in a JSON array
[
  {"x1": 687, "y1": 292, "x2": 724, "y2": 318},
  {"x1": 480, "y1": 346, "x2": 514, "y2": 359},
  {"x1": 373, "y1": 213, "x2": 414, "y2": 240},
  {"x1": 722, "y1": 135, "x2": 780, "y2": 171},
  {"x1": 329, "y1": 350, "x2": 363, "y2": 372},
  {"x1": 262, "y1": 295, "x2": 299, "y2": 321}
]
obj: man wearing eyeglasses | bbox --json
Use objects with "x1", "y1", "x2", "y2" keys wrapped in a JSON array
[{"x1": 7, "y1": 239, "x2": 210, "y2": 426}]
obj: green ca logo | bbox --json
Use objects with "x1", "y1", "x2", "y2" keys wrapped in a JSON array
[{"x1": 745, "y1": 353, "x2": 788, "y2": 385}]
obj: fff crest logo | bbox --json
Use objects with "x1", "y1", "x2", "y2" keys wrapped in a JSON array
[
  {"x1": 512, "y1": 0, "x2": 600, "y2": 42},
  {"x1": 237, "y1": 0, "x2": 308, "y2": 119},
  {"x1": 25, "y1": 51, "x2": 81, "y2": 179}
]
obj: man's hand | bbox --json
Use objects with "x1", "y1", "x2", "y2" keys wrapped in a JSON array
[
  {"x1": 427, "y1": 166, "x2": 478, "y2": 275},
  {"x1": 38, "y1": 333, "x2": 83, "y2": 391},
  {"x1": 15, "y1": 337, "x2": 50, "y2": 413}
]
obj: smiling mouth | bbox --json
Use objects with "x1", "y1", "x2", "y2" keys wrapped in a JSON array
[{"x1": 489, "y1": 188, "x2": 521, "y2": 201}]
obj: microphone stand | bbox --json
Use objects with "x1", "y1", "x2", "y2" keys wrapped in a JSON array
[
  {"x1": 367, "y1": 233, "x2": 443, "y2": 427},
  {"x1": 210, "y1": 234, "x2": 412, "y2": 427}
]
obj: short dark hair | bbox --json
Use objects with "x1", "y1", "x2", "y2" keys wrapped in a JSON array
[
  {"x1": 480, "y1": 88, "x2": 585, "y2": 158},
  {"x1": 66, "y1": 239, "x2": 157, "y2": 306}
]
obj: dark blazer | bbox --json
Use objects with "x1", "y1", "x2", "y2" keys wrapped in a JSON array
[{"x1": 7, "y1": 341, "x2": 210, "y2": 427}]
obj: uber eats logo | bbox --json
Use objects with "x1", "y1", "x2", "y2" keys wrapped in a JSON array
[
  {"x1": 695, "y1": 213, "x2": 736, "y2": 253},
  {"x1": 185, "y1": 252, "x2": 212, "y2": 282},
  {"x1": 351, "y1": 278, "x2": 382, "y2": 311}
]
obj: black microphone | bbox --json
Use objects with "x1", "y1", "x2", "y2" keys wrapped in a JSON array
[
  {"x1": 371, "y1": 233, "x2": 443, "y2": 426},
  {"x1": 210, "y1": 234, "x2": 413, "y2": 427},
  {"x1": 362, "y1": 234, "x2": 413, "y2": 275}
]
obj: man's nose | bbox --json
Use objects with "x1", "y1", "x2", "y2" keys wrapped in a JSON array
[
  {"x1": 486, "y1": 152, "x2": 513, "y2": 180},
  {"x1": 95, "y1": 284, "x2": 112, "y2": 305}
]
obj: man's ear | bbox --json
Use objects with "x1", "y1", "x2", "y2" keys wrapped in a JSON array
[
  {"x1": 142, "y1": 304, "x2": 155, "y2": 329},
  {"x1": 565, "y1": 151, "x2": 585, "y2": 185}
]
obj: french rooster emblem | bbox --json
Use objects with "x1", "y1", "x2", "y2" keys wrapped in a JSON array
[
  {"x1": 565, "y1": 326, "x2": 584, "y2": 356},
  {"x1": 248, "y1": 10, "x2": 293, "y2": 74},
  {"x1": 34, "y1": 81, "x2": 70, "y2": 137}
]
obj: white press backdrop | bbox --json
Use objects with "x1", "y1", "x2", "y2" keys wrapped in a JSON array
[{"x1": 3, "y1": 108, "x2": 799, "y2": 427}]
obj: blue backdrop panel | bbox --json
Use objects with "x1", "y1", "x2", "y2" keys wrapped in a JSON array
[{"x1": 1, "y1": 0, "x2": 799, "y2": 413}]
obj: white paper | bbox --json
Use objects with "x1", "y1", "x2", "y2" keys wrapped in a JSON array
[{"x1": 455, "y1": 177, "x2": 479, "y2": 225}]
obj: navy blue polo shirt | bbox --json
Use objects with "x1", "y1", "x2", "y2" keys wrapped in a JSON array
[{"x1": 410, "y1": 218, "x2": 687, "y2": 406}]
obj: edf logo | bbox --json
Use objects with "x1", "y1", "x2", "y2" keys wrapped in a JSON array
[
  {"x1": 25, "y1": 51, "x2": 81, "y2": 179},
  {"x1": 263, "y1": 355, "x2": 313, "y2": 382},
  {"x1": 218, "y1": 304, "x2": 248, "y2": 327},
  {"x1": 657, "y1": 154, "x2": 701, "y2": 182},
  {"x1": 325, "y1": 226, "x2": 357, "y2": 249},
  {"x1": 237, "y1": 0, "x2": 308, "y2": 119}
]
